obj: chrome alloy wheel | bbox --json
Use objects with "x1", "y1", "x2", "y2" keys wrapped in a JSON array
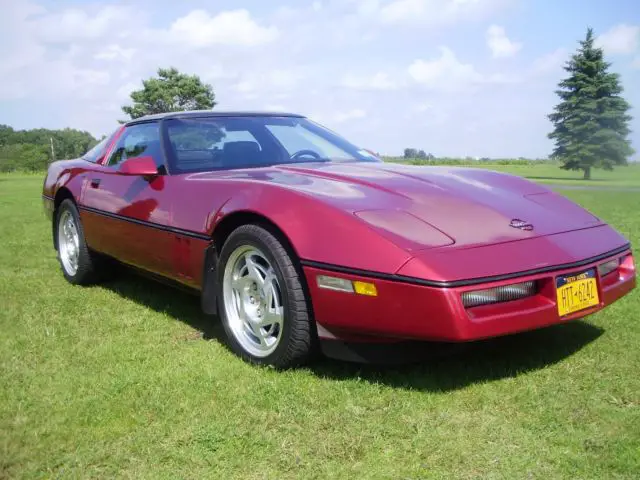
[
  {"x1": 222, "y1": 246, "x2": 285, "y2": 357},
  {"x1": 58, "y1": 209, "x2": 80, "y2": 276}
]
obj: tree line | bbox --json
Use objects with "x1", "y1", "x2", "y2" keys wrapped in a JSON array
[
  {"x1": 394, "y1": 155, "x2": 556, "y2": 165},
  {"x1": 0, "y1": 29, "x2": 634, "y2": 177},
  {"x1": 403, "y1": 148, "x2": 435, "y2": 160},
  {"x1": 0, "y1": 125, "x2": 99, "y2": 172}
]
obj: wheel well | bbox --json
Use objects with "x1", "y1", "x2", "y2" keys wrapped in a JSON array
[
  {"x1": 54, "y1": 187, "x2": 75, "y2": 209},
  {"x1": 208, "y1": 211, "x2": 317, "y2": 335},
  {"x1": 52, "y1": 187, "x2": 75, "y2": 249},
  {"x1": 212, "y1": 211, "x2": 299, "y2": 259}
]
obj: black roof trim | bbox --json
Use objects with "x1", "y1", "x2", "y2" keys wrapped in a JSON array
[{"x1": 126, "y1": 110, "x2": 305, "y2": 125}]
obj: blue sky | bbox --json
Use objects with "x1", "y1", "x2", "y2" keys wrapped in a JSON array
[{"x1": 1, "y1": 0, "x2": 639, "y2": 158}]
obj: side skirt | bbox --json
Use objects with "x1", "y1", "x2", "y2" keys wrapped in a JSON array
[{"x1": 103, "y1": 257, "x2": 202, "y2": 297}]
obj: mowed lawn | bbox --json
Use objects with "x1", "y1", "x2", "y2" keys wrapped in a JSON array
[
  {"x1": 469, "y1": 163, "x2": 640, "y2": 187},
  {"x1": 389, "y1": 160, "x2": 640, "y2": 188},
  {"x1": 1, "y1": 172, "x2": 640, "y2": 479}
]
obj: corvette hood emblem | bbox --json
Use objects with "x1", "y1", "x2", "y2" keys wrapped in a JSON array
[{"x1": 509, "y1": 218, "x2": 534, "y2": 231}]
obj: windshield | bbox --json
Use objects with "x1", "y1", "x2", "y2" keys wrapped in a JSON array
[
  {"x1": 82, "y1": 129, "x2": 117, "y2": 163},
  {"x1": 165, "y1": 116, "x2": 380, "y2": 173}
]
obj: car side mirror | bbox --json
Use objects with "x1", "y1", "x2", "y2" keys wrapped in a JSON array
[{"x1": 118, "y1": 156, "x2": 158, "y2": 176}]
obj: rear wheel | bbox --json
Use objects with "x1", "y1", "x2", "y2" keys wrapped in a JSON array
[
  {"x1": 55, "y1": 199, "x2": 102, "y2": 285},
  {"x1": 217, "y1": 224, "x2": 314, "y2": 368}
]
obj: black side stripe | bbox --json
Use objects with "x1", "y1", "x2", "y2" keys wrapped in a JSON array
[
  {"x1": 53, "y1": 195, "x2": 632, "y2": 288},
  {"x1": 79, "y1": 205, "x2": 211, "y2": 241},
  {"x1": 301, "y1": 243, "x2": 632, "y2": 288}
]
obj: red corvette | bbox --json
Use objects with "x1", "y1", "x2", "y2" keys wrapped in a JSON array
[{"x1": 42, "y1": 111, "x2": 635, "y2": 367}]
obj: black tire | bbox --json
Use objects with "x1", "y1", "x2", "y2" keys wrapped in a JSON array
[
  {"x1": 216, "y1": 224, "x2": 314, "y2": 368},
  {"x1": 55, "y1": 199, "x2": 102, "y2": 285}
]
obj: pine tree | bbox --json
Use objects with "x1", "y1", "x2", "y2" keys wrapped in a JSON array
[{"x1": 548, "y1": 28, "x2": 633, "y2": 180}]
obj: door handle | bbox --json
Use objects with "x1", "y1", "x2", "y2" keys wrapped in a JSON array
[{"x1": 90, "y1": 178, "x2": 101, "y2": 188}]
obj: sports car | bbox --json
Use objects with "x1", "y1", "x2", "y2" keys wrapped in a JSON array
[{"x1": 42, "y1": 111, "x2": 636, "y2": 367}]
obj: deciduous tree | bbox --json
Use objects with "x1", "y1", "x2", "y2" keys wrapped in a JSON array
[
  {"x1": 0, "y1": 125, "x2": 98, "y2": 172},
  {"x1": 122, "y1": 67, "x2": 216, "y2": 120},
  {"x1": 403, "y1": 148, "x2": 418, "y2": 158}
]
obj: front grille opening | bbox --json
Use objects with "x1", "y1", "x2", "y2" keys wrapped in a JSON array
[{"x1": 461, "y1": 281, "x2": 537, "y2": 309}]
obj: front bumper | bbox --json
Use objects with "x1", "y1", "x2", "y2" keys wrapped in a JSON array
[{"x1": 304, "y1": 249, "x2": 635, "y2": 343}]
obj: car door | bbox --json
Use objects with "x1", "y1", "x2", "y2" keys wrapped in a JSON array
[{"x1": 80, "y1": 122, "x2": 176, "y2": 278}]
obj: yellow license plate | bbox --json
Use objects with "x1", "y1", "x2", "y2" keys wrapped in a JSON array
[{"x1": 556, "y1": 269, "x2": 599, "y2": 316}]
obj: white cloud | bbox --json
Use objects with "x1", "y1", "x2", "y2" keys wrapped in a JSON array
[
  {"x1": 413, "y1": 101, "x2": 432, "y2": 112},
  {"x1": 116, "y1": 82, "x2": 140, "y2": 101},
  {"x1": 0, "y1": 2, "x2": 284, "y2": 133},
  {"x1": 34, "y1": 5, "x2": 137, "y2": 43},
  {"x1": 342, "y1": 72, "x2": 398, "y2": 90},
  {"x1": 235, "y1": 81, "x2": 256, "y2": 94},
  {"x1": 0, "y1": 2, "x2": 119, "y2": 103},
  {"x1": 169, "y1": 9, "x2": 279, "y2": 47},
  {"x1": 94, "y1": 44, "x2": 135, "y2": 62},
  {"x1": 200, "y1": 65, "x2": 240, "y2": 82},
  {"x1": 486, "y1": 25, "x2": 522, "y2": 58},
  {"x1": 73, "y1": 70, "x2": 110, "y2": 86},
  {"x1": 263, "y1": 103, "x2": 288, "y2": 112},
  {"x1": 408, "y1": 47, "x2": 482, "y2": 89},
  {"x1": 355, "y1": 0, "x2": 382, "y2": 16},
  {"x1": 2, "y1": 0, "x2": 635, "y2": 159},
  {"x1": 596, "y1": 24, "x2": 639, "y2": 55},
  {"x1": 334, "y1": 109, "x2": 367, "y2": 123},
  {"x1": 530, "y1": 48, "x2": 567, "y2": 76},
  {"x1": 232, "y1": 70, "x2": 304, "y2": 97},
  {"x1": 407, "y1": 46, "x2": 520, "y2": 90},
  {"x1": 359, "y1": 0, "x2": 508, "y2": 26},
  {"x1": 0, "y1": 2, "x2": 45, "y2": 82},
  {"x1": 268, "y1": 70, "x2": 303, "y2": 89},
  {"x1": 379, "y1": 0, "x2": 425, "y2": 23},
  {"x1": 633, "y1": 56, "x2": 640, "y2": 69}
]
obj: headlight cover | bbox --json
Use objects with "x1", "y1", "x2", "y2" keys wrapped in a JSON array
[
  {"x1": 461, "y1": 281, "x2": 537, "y2": 308},
  {"x1": 354, "y1": 209, "x2": 454, "y2": 252}
]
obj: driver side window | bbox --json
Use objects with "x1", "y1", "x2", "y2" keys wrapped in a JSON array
[{"x1": 107, "y1": 123, "x2": 163, "y2": 169}]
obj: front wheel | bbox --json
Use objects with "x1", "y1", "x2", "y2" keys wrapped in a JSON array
[
  {"x1": 55, "y1": 199, "x2": 102, "y2": 285},
  {"x1": 217, "y1": 224, "x2": 314, "y2": 368}
]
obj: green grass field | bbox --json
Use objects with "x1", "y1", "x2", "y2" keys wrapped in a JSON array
[
  {"x1": 388, "y1": 161, "x2": 640, "y2": 188},
  {"x1": 1, "y1": 170, "x2": 639, "y2": 479},
  {"x1": 468, "y1": 164, "x2": 640, "y2": 187}
]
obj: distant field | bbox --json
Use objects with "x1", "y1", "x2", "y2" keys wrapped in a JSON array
[
  {"x1": 385, "y1": 160, "x2": 640, "y2": 187},
  {"x1": 1, "y1": 173, "x2": 639, "y2": 478},
  {"x1": 465, "y1": 164, "x2": 640, "y2": 187}
]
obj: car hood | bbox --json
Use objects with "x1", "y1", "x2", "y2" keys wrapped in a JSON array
[
  {"x1": 195, "y1": 162, "x2": 602, "y2": 252},
  {"x1": 266, "y1": 162, "x2": 602, "y2": 251}
]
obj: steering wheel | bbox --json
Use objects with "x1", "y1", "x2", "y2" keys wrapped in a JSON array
[{"x1": 290, "y1": 149, "x2": 322, "y2": 161}]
